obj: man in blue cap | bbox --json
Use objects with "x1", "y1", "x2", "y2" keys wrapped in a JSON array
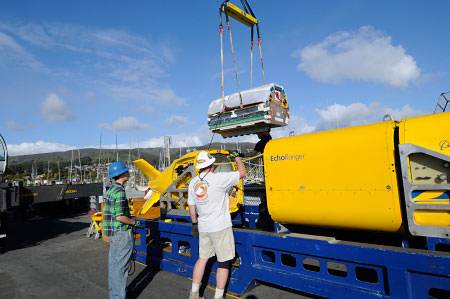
[{"x1": 104, "y1": 161, "x2": 136, "y2": 299}]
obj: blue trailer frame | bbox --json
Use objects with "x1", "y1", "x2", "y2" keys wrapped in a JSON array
[{"x1": 133, "y1": 219, "x2": 450, "y2": 298}]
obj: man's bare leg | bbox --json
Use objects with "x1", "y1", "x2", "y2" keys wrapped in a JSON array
[
  {"x1": 190, "y1": 258, "x2": 209, "y2": 298},
  {"x1": 214, "y1": 267, "x2": 229, "y2": 298},
  {"x1": 193, "y1": 258, "x2": 208, "y2": 284}
]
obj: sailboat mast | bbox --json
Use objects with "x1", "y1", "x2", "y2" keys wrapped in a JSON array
[
  {"x1": 69, "y1": 150, "x2": 73, "y2": 183},
  {"x1": 78, "y1": 149, "x2": 82, "y2": 183},
  {"x1": 115, "y1": 134, "x2": 119, "y2": 162},
  {"x1": 97, "y1": 134, "x2": 102, "y2": 181},
  {"x1": 128, "y1": 145, "x2": 131, "y2": 166}
]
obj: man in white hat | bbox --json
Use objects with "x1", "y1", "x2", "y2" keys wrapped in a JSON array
[{"x1": 187, "y1": 151, "x2": 246, "y2": 299}]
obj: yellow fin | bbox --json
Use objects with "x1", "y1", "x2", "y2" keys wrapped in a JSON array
[
  {"x1": 139, "y1": 191, "x2": 160, "y2": 215},
  {"x1": 133, "y1": 159, "x2": 160, "y2": 180}
]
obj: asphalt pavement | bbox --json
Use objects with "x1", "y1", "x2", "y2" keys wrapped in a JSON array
[{"x1": 0, "y1": 214, "x2": 312, "y2": 299}]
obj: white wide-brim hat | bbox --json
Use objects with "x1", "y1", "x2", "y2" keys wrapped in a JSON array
[{"x1": 196, "y1": 151, "x2": 216, "y2": 169}]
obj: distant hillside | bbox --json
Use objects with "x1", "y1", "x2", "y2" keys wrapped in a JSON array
[
  {"x1": 9, "y1": 148, "x2": 160, "y2": 166},
  {"x1": 6, "y1": 142, "x2": 255, "y2": 178}
]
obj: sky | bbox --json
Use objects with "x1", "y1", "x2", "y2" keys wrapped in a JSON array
[{"x1": 1, "y1": 0, "x2": 450, "y2": 156}]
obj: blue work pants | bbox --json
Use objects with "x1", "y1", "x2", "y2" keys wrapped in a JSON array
[{"x1": 108, "y1": 230, "x2": 133, "y2": 299}]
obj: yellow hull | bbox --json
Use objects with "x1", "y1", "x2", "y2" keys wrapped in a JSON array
[
  {"x1": 264, "y1": 112, "x2": 450, "y2": 233},
  {"x1": 265, "y1": 121, "x2": 403, "y2": 232}
]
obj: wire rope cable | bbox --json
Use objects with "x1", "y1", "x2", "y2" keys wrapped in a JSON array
[
  {"x1": 256, "y1": 25, "x2": 265, "y2": 84},
  {"x1": 209, "y1": 1, "x2": 267, "y2": 147},
  {"x1": 225, "y1": 13, "x2": 244, "y2": 107}
]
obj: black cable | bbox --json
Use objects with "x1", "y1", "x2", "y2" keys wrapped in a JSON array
[
  {"x1": 128, "y1": 228, "x2": 137, "y2": 276},
  {"x1": 207, "y1": 132, "x2": 216, "y2": 150},
  {"x1": 207, "y1": 103, "x2": 227, "y2": 150},
  {"x1": 239, "y1": 0, "x2": 250, "y2": 14}
]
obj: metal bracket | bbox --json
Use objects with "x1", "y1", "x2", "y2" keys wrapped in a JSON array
[
  {"x1": 434, "y1": 91, "x2": 450, "y2": 113},
  {"x1": 160, "y1": 165, "x2": 196, "y2": 217},
  {"x1": 398, "y1": 144, "x2": 450, "y2": 238}
]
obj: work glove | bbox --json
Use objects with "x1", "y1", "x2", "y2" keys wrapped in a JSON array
[
  {"x1": 134, "y1": 219, "x2": 142, "y2": 228},
  {"x1": 229, "y1": 151, "x2": 243, "y2": 159},
  {"x1": 192, "y1": 222, "x2": 199, "y2": 238}
]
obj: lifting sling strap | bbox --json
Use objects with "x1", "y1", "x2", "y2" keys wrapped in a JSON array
[
  {"x1": 219, "y1": 0, "x2": 266, "y2": 110},
  {"x1": 209, "y1": 0, "x2": 266, "y2": 149}
]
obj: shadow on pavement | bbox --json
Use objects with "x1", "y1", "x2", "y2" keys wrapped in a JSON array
[
  {"x1": 5, "y1": 215, "x2": 89, "y2": 251},
  {"x1": 127, "y1": 266, "x2": 160, "y2": 299}
]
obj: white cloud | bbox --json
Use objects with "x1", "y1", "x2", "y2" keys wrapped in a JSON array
[
  {"x1": 161, "y1": 44, "x2": 176, "y2": 65},
  {"x1": 113, "y1": 117, "x2": 149, "y2": 131},
  {"x1": 98, "y1": 123, "x2": 110, "y2": 130},
  {"x1": 276, "y1": 115, "x2": 316, "y2": 137},
  {"x1": 154, "y1": 89, "x2": 185, "y2": 105},
  {"x1": 125, "y1": 125, "x2": 211, "y2": 149},
  {"x1": 8, "y1": 141, "x2": 74, "y2": 156},
  {"x1": 140, "y1": 135, "x2": 203, "y2": 148},
  {"x1": 0, "y1": 31, "x2": 25, "y2": 52},
  {"x1": 137, "y1": 125, "x2": 212, "y2": 148},
  {"x1": 294, "y1": 26, "x2": 420, "y2": 87},
  {"x1": 100, "y1": 116, "x2": 149, "y2": 131},
  {"x1": 137, "y1": 105, "x2": 154, "y2": 113},
  {"x1": 5, "y1": 120, "x2": 25, "y2": 132},
  {"x1": 315, "y1": 102, "x2": 421, "y2": 130},
  {"x1": 0, "y1": 22, "x2": 183, "y2": 106},
  {"x1": 0, "y1": 22, "x2": 56, "y2": 49},
  {"x1": 383, "y1": 104, "x2": 419, "y2": 120},
  {"x1": 166, "y1": 115, "x2": 188, "y2": 126},
  {"x1": 41, "y1": 93, "x2": 75, "y2": 122},
  {"x1": 102, "y1": 132, "x2": 205, "y2": 149},
  {"x1": 0, "y1": 31, "x2": 41, "y2": 68},
  {"x1": 84, "y1": 91, "x2": 96, "y2": 102},
  {"x1": 316, "y1": 103, "x2": 373, "y2": 129}
]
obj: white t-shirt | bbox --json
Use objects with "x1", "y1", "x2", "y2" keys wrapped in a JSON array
[{"x1": 188, "y1": 171, "x2": 240, "y2": 233}]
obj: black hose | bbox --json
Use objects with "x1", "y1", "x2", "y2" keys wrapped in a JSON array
[{"x1": 128, "y1": 228, "x2": 137, "y2": 276}]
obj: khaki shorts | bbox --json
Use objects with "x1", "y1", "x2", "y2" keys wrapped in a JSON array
[{"x1": 199, "y1": 227, "x2": 235, "y2": 262}]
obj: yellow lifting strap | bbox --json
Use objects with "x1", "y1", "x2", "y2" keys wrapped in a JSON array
[{"x1": 222, "y1": 2, "x2": 258, "y2": 27}]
